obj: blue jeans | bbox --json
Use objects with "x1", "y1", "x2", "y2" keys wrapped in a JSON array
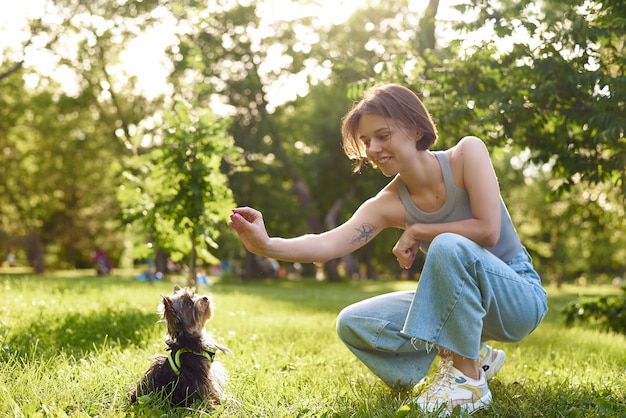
[{"x1": 336, "y1": 233, "x2": 548, "y2": 388}]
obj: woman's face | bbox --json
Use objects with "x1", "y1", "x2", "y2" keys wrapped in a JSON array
[{"x1": 357, "y1": 113, "x2": 417, "y2": 177}]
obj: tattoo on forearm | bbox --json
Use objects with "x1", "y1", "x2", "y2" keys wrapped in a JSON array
[{"x1": 351, "y1": 223, "x2": 377, "y2": 245}]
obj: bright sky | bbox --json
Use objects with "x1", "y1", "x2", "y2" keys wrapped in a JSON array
[{"x1": 0, "y1": 0, "x2": 466, "y2": 106}]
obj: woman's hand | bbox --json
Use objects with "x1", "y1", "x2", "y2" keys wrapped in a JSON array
[
  {"x1": 392, "y1": 226, "x2": 420, "y2": 269},
  {"x1": 228, "y1": 207, "x2": 271, "y2": 256}
]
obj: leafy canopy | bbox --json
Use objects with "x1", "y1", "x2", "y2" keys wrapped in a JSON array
[{"x1": 119, "y1": 100, "x2": 241, "y2": 266}]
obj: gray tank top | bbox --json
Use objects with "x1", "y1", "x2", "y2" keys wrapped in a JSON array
[{"x1": 396, "y1": 151, "x2": 522, "y2": 262}]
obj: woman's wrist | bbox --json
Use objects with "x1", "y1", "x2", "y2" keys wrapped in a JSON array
[{"x1": 408, "y1": 223, "x2": 422, "y2": 241}]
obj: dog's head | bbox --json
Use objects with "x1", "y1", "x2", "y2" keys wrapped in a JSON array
[{"x1": 158, "y1": 285, "x2": 214, "y2": 338}]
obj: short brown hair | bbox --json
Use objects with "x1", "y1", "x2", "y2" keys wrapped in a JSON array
[{"x1": 341, "y1": 84, "x2": 438, "y2": 172}]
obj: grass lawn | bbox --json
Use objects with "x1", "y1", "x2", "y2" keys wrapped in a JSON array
[{"x1": 0, "y1": 272, "x2": 624, "y2": 417}]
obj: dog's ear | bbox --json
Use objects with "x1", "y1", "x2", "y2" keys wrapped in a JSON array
[
  {"x1": 174, "y1": 285, "x2": 181, "y2": 292},
  {"x1": 161, "y1": 294, "x2": 173, "y2": 311}
]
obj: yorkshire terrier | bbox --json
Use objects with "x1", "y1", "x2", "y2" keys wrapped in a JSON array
[{"x1": 130, "y1": 285, "x2": 230, "y2": 407}]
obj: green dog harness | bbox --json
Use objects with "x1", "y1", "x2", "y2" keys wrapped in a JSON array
[{"x1": 168, "y1": 348, "x2": 216, "y2": 376}]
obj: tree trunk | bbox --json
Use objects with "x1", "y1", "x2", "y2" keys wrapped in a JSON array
[
  {"x1": 550, "y1": 226, "x2": 561, "y2": 288},
  {"x1": 322, "y1": 190, "x2": 355, "y2": 281},
  {"x1": 63, "y1": 188, "x2": 79, "y2": 268},
  {"x1": 342, "y1": 253, "x2": 360, "y2": 278},
  {"x1": 25, "y1": 230, "x2": 45, "y2": 273},
  {"x1": 292, "y1": 176, "x2": 324, "y2": 233},
  {"x1": 415, "y1": 0, "x2": 440, "y2": 54},
  {"x1": 155, "y1": 247, "x2": 167, "y2": 277},
  {"x1": 323, "y1": 259, "x2": 340, "y2": 282},
  {"x1": 363, "y1": 247, "x2": 376, "y2": 279},
  {"x1": 187, "y1": 230, "x2": 197, "y2": 287},
  {"x1": 243, "y1": 252, "x2": 256, "y2": 280}
]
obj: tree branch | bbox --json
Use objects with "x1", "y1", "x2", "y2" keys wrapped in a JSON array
[{"x1": 0, "y1": 61, "x2": 24, "y2": 81}]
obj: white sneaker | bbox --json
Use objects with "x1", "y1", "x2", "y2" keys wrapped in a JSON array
[
  {"x1": 409, "y1": 360, "x2": 492, "y2": 416},
  {"x1": 479, "y1": 344, "x2": 506, "y2": 380}
]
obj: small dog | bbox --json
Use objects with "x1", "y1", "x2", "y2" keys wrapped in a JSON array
[{"x1": 130, "y1": 285, "x2": 230, "y2": 407}]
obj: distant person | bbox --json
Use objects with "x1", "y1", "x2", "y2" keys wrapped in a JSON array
[
  {"x1": 6, "y1": 249, "x2": 16, "y2": 267},
  {"x1": 166, "y1": 257, "x2": 182, "y2": 273},
  {"x1": 93, "y1": 248, "x2": 112, "y2": 276},
  {"x1": 196, "y1": 268, "x2": 213, "y2": 285},
  {"x1": 229, "y1": 84, "x2": 548, "y2": 414}
]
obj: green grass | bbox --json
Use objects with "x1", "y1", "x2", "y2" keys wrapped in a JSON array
[{"x1": 0, "y1": 273, "x2": 624, "y2": 417}]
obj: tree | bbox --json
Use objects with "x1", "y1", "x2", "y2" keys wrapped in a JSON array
[
  {"x1": 0, "y1": 0, "x2": 167, "y2": 270},
  {"x1": 120, "y1": 100, "x2": 241, "y2": 286},
  {"x1": 0, "y1": 73, "x2": 126, "y2": 270},
  {"x1": 443, "y1": 0, "x2": 625, "y2": 194}
]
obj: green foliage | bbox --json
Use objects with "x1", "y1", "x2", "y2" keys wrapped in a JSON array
[
  {"x1": 562, "y1": 286, "x2": 626, "y2": 334},
  {"x1": 495, "y1": 153, "x2": 626, "y2": 283},
  {"x1": 0, "y1": 72, "x2": 127, "y2": 269},
  {"x1": 168, "y1": 1, "x2": 322, "y2": 250},
  {"x1": 119, "y1": 100, "x2": 241, "y2": 271},
  {"x1": 0, "y1": 0, "x2": 166, "y2": 269},
  {"x1": 445, "y1": 0, "x2": 626, "y2": 193}
]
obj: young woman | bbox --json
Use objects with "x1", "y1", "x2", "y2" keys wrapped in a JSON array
[{"x1": 229, "y1": 83, "x2": 548, "y2": 414}]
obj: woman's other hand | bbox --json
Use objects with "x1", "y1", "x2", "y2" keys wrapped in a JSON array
[{"x1": 393, "y1": 226, "x2": 420, "y2": 269}]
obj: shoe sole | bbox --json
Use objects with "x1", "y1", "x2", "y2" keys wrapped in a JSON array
[
  {"x1": 465, "y1": 390, "x2": 493, "y2": 415},
  {"x1": 410, "y1": 388, "x2": 493, "y2": 417},
  {"x1": 443, "y1": 391, "x2": 493, "y2": 417}
]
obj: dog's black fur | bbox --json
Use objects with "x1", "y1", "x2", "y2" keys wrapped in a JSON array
[{"x1": 130, "y1": 286, "x2": 230, "y2": 407}]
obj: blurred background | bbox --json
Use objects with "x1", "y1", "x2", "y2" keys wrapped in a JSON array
[{"x1": 0, "y1": 0, "x2": 624, "y2": 287}]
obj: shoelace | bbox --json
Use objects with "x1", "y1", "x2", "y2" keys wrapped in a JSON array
[{"x1": 426, "y1": 360, "x2": 457, "y2": 395}]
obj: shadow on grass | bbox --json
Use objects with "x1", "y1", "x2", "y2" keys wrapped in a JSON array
[
  {"x1": 215, "y1": 278, "x2": 418, "y2": 314},
  {"x1": 1, "y1": 306, "x2": 158, "y2": 361}
]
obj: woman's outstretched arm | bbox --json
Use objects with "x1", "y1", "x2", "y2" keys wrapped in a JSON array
[{"x1": 229, "y1": 191, "x2": 401, "y2": 263}]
